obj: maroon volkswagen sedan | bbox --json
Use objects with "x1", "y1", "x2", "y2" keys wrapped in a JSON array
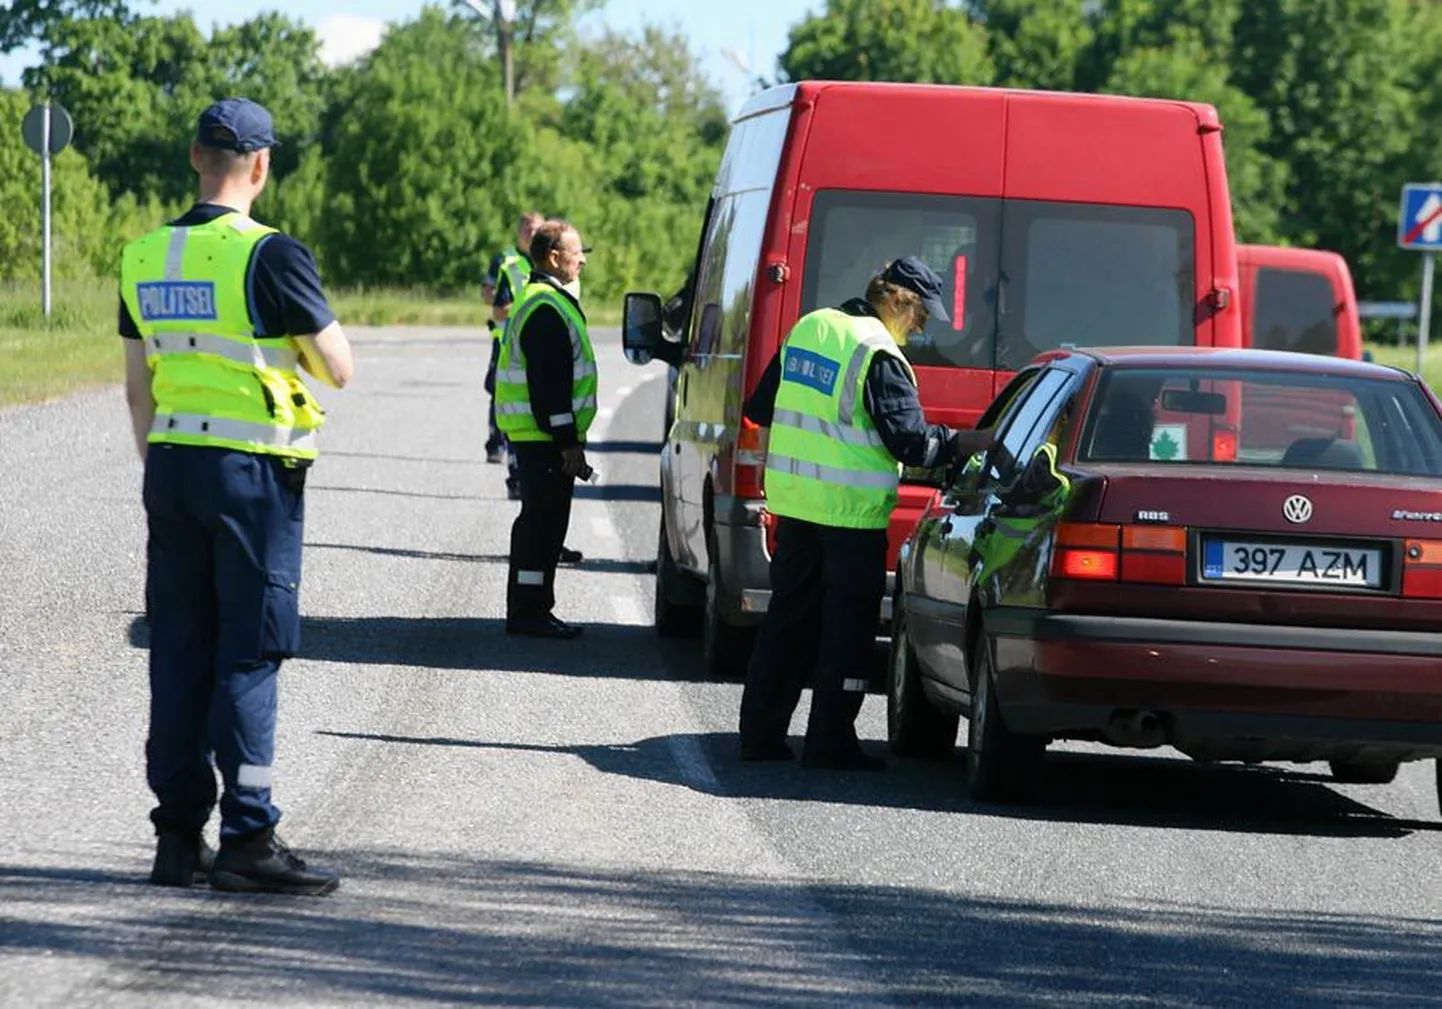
[{"x1": 889, "y1": 347, "x2": 1442, "y2": 813}]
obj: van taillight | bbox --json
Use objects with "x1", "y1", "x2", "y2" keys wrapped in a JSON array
[
  {"x1": 735, "y1": 417, "x2": 766, "y2": 500},
  {"x1": 952, "y1": 255, "x2": 967, "y2": 329},
  {"x1": 1211, "y1": 429, "x2": 1238, "y2": 462},
  {"x1": 1051, "y1": 522, "x2": 1187, "y2": 585},
  {"x1": 760, "y1": 509, "x2": 779, "y2": 558},
  {"x1": 1402, "y1": 539, "x2": 1442, "y2": 599}
]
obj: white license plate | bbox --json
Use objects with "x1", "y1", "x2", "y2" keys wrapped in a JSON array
[{"x1": 1201, "y1": 540, "x2": 1383, "y2": 589}]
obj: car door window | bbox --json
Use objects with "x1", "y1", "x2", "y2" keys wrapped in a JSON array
[{"x1": 987, "y1": 370, "x2": 1073, "y2": 486}]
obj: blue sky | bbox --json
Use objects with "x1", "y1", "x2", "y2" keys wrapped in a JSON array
[{"x1": 0, "y1": 0, "x2": 819, "y2": 113}]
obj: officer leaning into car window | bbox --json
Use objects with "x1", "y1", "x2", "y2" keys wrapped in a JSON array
[
  {"x1": 739, "y1": 257, "x2": 997, "y2": 770},
  {"x1": 120, "y1": 98, "x2": 353, "y2": 895}
]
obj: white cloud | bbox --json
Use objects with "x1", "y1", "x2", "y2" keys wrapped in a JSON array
[{"x1": 315, "y1": 13, "x2": 387, "y2": 68}]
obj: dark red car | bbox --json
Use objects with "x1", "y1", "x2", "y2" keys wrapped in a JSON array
[{"x1": 889, "y1": 347, "x2": 1442, "y2": 815}]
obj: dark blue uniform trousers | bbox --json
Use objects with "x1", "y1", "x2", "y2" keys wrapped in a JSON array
[
  {"x1": 143, "y1": 444, "x2": 304, "y2": 840},
  {"x1": 739, "y1": 517, "x2": 887, "y2": 757}
]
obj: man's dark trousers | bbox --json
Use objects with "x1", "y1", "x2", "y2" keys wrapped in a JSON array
[
  {"x1": 143, "y1": 444, "x2": 303, "y2": 840},
  {"x1": 739, "y1": 516, "x2": 887, "y2": 756},
  {"x1": 484, "y1": 337, "x2": 505, "y2": 456},
  {"x1": 506, "y1": 442, "x2": 575, "y2": 622}
]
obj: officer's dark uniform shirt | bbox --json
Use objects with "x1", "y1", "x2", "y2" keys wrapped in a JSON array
[
  {"x1": 743, "y1": 298, "x2": 959, "y2": 468},
  {"x1": 118, "y1": 203, "x2": 335, "y2": 341},
  {"x1": 493, "y1": 252, "x2": 534, "y2": 311},
  {"x1": 518, "y1": 271, "x2": 585, "y2": 449}
]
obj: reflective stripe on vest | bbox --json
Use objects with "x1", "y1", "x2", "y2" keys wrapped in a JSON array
[
  {"x1": 763, "y1": 308, "x2": 916, "y2": 530},
  {"x1": 150, "y1": 413, "x2": 318, "y2": 454},
  {"x1": 120, "y1": 213, "x2": 324, "y2": 460},
  {"x1": 493, "y1": 280, "x2": 597, "y2": 442},
  {"x1": 144, "y1": 331, "x2": 299, "y2": 371}
]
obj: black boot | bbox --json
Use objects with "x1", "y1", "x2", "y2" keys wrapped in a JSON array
[
  {"x1": 208, "y1": 829, "x2": 340, "y2": 896},
  {"x1": 150, "y1": 830, "x2": 216, "y2": 888}
]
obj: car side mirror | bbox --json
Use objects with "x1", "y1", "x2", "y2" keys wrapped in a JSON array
[{"x1": 623, "y1": 292, "x2": 684, "y2": 366}]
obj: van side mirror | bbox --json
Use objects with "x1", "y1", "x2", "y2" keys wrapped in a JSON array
[
  {"x1": 1362, "y1": 349, "x2": 1374, "y2": 363},
  {"x1": 623, "y1": 292, "x2": 684, "y2": 366}
]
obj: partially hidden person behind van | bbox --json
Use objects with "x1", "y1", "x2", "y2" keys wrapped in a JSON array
[
  {"x1": 121, "y1": 97, "x2": 352, "y2": 895},
  {"x1": 739, "y1": 257, "x2": 996, "y2": 770},
  {"x1": 495, "y1": 218, "x2": 594, "y2": 639},
  {"x1": 485, "y1": 211, "x2": 544, "y2": 487}
]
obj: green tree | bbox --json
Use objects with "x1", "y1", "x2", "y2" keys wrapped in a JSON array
[
  {"x1": 1101, "y1": 29, "x2": 1289, "y2": 244},
  {"x1": 321, "y1": 8, "x2": 528, "y2": 290},
  {"x1": 0, "y1": 0, "x2": 138, "y2": 54},
  {"x1": 1079, "y1": 0, "x2": 1242, "y2": 92},
  {"x1": 0, "y1": 87, "x2": 117, "y2": 281},
  {"x1": 780, "y1": 0, "x2": 994, "y2": 85},
  {"x1": 970, "y1": 0, "x2": 1093, "y2": 91},
  {"x1": 555, "y1": 23, "x2": 727, "y2": 299},
  {"x1": 1231, "y1": 0, "x2": 1419, "y2": 295},
  {"x1": 450, "y1": 0, "x2": 604, "y2": 103},
  {"x1": 28, "y1": 11, "x2": 330, "y2": 205}
]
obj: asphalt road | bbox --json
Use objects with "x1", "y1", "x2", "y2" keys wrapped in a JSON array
[{"x1": 1, "y1": 326, "x2": 1439, "y2": 1008}]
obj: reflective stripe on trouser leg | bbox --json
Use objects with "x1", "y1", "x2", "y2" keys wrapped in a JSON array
[
  {"x1": 842, "y1": 678, "x2": 869, "y2": 692},
  {"x1": 517, "y1": 570, "x2": 546, "y2": 586}
]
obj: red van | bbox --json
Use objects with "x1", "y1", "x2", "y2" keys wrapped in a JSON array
[
  {"x1": 622, "y1": 80, "x2": 1243, "y2": 679},
  {"x1": 1234, "y1": 246, "x2": 1364, "y2": 459},
  {"x1": 1237, "y1": 244, "x2": 1362, "y2": 360}
]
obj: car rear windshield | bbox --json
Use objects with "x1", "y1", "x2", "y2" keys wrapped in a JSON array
[
  {"x1": 799, "y1": 190, "x2": 1196, "y2": 372},
  {"x1": 1252, "y1": 267, "x2": 1338, "y2": 355},
  {"x1": 1079, "y1": 366, "x2": 1442, "y2": 476}
]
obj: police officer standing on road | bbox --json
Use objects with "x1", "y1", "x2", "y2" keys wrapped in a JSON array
[
  {"x1": 738, "y1": 257, "x2": 995, "y2": 770},
  {"x1": 495, "y1": 219, "x2": 595, "y2": 639},
  {"x1": 120, "y1": 98, "x2": 353, "y2": 894}
]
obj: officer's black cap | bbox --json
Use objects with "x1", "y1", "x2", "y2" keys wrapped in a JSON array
[
  {"x1": 881, "y1": 256, "x2": 950, "y2": 323},
  {"x1": 196, "y1": 98, "x2": 279, "y2": 153}
]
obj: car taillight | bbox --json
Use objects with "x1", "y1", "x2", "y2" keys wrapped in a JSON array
[
  {"x1": 1120, "y1": 525, "x2": 1187, "y2": 585},
  {"x1": 1051, "y1": 522, "x2": 1187, "y2": 585},
  {"x1": 735, "y1": 417, "x2": 765, "y2": 500},
  {"x1": 1052, "y1": 522, "x2": 1120, "y2": 581},
  {"x1": 1402, "y1": 539, "x2": 1442, "y2": 599}
]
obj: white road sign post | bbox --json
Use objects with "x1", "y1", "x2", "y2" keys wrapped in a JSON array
[
  {"x1": 21, "y1": 101, "x2": 75, "y2": 319},
  {"x1": 1399, "y1": 182, "x2": 1442, "y2": 374}
]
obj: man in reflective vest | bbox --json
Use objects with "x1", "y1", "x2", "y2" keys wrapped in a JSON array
[
  {"x1": 120, "y1": 98, "x2": 353, "y2": 894},
  {"x1": 738, "y1": 257, "x2": 995, "y2": 770},
  {"x1": 494, "y1": 219, "x2": 595, "y2": 639}
]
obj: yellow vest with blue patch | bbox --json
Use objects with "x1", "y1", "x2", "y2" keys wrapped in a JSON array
[
  {"x1": 765, "y1": 308, "x2": 916, "y2": 530},
  {"x1": 119, "y1": 212, "x2": 324, "y2": 460},
  {"x1": 494, "y1": 280, "x2": 598, "y2": 442}
]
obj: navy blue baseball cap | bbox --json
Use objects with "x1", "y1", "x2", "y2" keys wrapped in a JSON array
[
  {"x1": 196, "y1": 98, "x2": 278, "y2": 153},
  {"x1": 881, "y1": 256, "x2": 950, "y2": 323}
]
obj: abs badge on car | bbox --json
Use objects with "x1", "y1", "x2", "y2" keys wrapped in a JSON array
[{"x1": 1282, "y1": 494, "x2": 1313, "y2": 524}]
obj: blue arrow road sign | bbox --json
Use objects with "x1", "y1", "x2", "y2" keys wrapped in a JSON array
[{"x1": 1399, "y1": 183, "x2": 1442, "y2": 250}]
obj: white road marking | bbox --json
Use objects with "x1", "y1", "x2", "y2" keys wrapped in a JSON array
[{"x1": 611, "y1": 591, "x2": 648, "y2": 627}]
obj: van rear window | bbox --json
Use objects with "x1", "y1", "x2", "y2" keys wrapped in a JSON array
[
  {"x1": 1252, "y1": 267, "x2": 1338, "y2": 356},
  {"x1": 800, "y1": 191, "x2": 1196, "y2": 372}
]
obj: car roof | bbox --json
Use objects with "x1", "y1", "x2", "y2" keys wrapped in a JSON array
[{"x1": 1034, "y1": 346, "x2": 1413, "y2": 382}]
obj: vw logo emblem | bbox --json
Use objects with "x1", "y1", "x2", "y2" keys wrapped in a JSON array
[{"x1": 1283, "y1": 495, "x2": 1314, "y2": 524}]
